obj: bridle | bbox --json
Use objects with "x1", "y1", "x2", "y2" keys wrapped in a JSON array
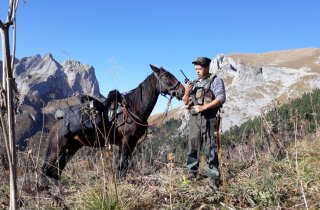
[{"x1": 154, "y1": 72, "x2": 181, "y2": 99}]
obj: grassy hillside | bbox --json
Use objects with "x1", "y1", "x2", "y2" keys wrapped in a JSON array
[
  {"x1": 0, "y1": 90, "x2": 320, "y2": 209},
  {"x1": 223, "y1": 89, "x2": 320, "y2": 150}
]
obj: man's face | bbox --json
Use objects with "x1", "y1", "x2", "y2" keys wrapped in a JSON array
[{"x1": 194, "y1": 64, "x2": 209, "y2": 80}]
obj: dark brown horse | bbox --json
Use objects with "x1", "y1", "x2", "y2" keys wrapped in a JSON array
[{"x1": 41, "y1": 65, "x2": 185, "y2": 180}]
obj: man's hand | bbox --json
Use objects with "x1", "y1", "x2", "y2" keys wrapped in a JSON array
[
  {"x1": 194, "y1": 98, "x2": 222, "y2": 113},
  {"x1": 185, "y1": 80, "x2": 193, "y2": 94},
  {"x1": 193, "y1": 105, "x2": 206, "y2": 113},
  {"x1": 182, "y1": 81, "x2": 193, "y2": 105}
]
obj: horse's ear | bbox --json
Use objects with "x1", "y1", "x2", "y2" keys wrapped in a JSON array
[{"x1": 149, "y1": 64, "x2": 160, "y2": 74}]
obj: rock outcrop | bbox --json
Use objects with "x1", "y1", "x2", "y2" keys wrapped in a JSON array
[
  {"x1": 1, "y1": 54, "x2": 101, "y2": 143},
  {"x1": 151, "y1": 48, "x2": 320, "y2": 133}
]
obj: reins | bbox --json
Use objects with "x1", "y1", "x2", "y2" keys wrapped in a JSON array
[
  {"x1": 121, "y1": 71, "x2": 179, "y2": 127},
  {"x1": 121, "y1": 94, "x2": 150, "y2": 127},
  {"x1": 134, "y1": 95, "x2": 173, "y2": 148},
  {"x1": 108, "y1": 68, "x2": 183, "y2": 150},
  {"x1": 124, "y1": 94, "x2": 173, "y2": 127}
]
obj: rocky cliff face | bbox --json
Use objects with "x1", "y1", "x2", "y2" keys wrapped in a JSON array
[
  {"x1": 62, "y1": 60, "x2": 100, "y2": 97},
  {"x1": 150, "y1": 48, "x2": 320, "y2": 133},
  {"x1": 2, "y1": 54, "x2": 101, "y2": 143},
  {"x1": 219, "y1": 48, "x2": 320, "y2": 131},
  {"x1": 14, "y1": 54, "x2": 100, "y2": 107}
]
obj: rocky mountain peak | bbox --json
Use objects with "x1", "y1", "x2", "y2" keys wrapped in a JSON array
[
  {"x1": 61, "y1": 60, "x2": 100, "y2": 97},
  {"x1": 1, "y1": 53, "x2": 102, "y2": 142},
  {"x1": 13, "y1": 54, "x2": 100, "y2": 106}
]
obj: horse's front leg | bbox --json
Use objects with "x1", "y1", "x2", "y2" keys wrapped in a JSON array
[
  {"x1": 117, "y1": 136, "x2": 136, "y2": 178},
  {"x1": 117, "y1": 142, "x2": 129, "y2": 178}
]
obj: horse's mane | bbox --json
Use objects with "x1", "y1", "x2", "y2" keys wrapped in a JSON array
[
  {"x1": 105, "y1": 89, "x2": 122, "y2": 107},
  {"x1": 104, "y1": 73, "x2": 157, "y2": 109},
  {"x1": 123, "y1": 73, "x2": 158, "y2": 109}
]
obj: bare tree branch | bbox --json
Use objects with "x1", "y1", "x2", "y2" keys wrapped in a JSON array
[{"x1": 0, "y1": 1, "x2": 20, "y2": 209}]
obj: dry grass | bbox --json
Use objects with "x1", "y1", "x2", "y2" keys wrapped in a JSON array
[
  {"x1": 225, "y1": 131, "x2": 320, "y2": 209},
  {"x1": 2, "y1": 88, "x2": 320, "y2": 209},
  {"x1": 1, "y1": 130, "x2": 319, "y2": 209},
  {"x1": 148, "y1": 106, "x2": 184, "y2": 126},
  {"x1": 229, "y1": 48, "x2": 320, "y2": 69}
]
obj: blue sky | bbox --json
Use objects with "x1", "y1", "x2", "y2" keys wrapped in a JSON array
[{"x1": 1, "y1": 0, "x2": 319, "y2": 114}]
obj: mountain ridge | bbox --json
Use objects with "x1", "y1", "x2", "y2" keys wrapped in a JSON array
[
  {"x1": 1, "y1": 47, "x2": 319, "y2": 140},
  {"x1": 149, "y1": 48, "x2": 320, "y2": 131}
]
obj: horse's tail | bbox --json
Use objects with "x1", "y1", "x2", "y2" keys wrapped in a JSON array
[
  {"x1": 44, "y1": 119, "x2": 60, "y2": 157},
  {"x1": 42, "y1": 119, "x2": 62, "y2": 180},
  {"x1": 105, "y1": 89, "x2": 122, "y2": 107}
]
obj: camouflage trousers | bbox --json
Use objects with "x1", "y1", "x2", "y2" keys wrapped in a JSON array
[{"x1": 186, "y1": 112, "x2": 220, "y2": 180}]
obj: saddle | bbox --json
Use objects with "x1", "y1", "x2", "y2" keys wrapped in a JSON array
[
  {"x1": 107, "y1": 102, "x2": 124, "y2": 126},
  {"x1": 54, "y1": 95, "x2": 109, "y2": 136},
  {"x1": 105, "y1": 90, "x2": 147, "y2": 127},
  {"x1": 104, "y1": 89, "x2": 127, "y2": 127}
]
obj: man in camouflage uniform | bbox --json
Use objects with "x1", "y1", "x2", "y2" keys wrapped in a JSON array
[{"x1": 182, "y1": 56, "x2": 226, "y2": 188}]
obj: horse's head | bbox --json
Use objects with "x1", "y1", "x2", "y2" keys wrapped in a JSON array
[{"x1": 150, "y1": 64, "x2": 185, "y2": 100}]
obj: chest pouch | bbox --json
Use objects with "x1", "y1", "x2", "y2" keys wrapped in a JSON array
[
  {"x1": 195, "y1": 87, "x2": 204, "y2": 105},
  {"x1": 204, "y1": 91, "x2": 214, "y2": 104}
]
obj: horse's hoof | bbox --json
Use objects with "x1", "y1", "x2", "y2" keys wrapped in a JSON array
[
  {"x1": 49, "y1": 183, "x2": 61, "y2": 197},
  {"x1": 37, "y1": 176, "x2": 50, "y2": 191}
]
